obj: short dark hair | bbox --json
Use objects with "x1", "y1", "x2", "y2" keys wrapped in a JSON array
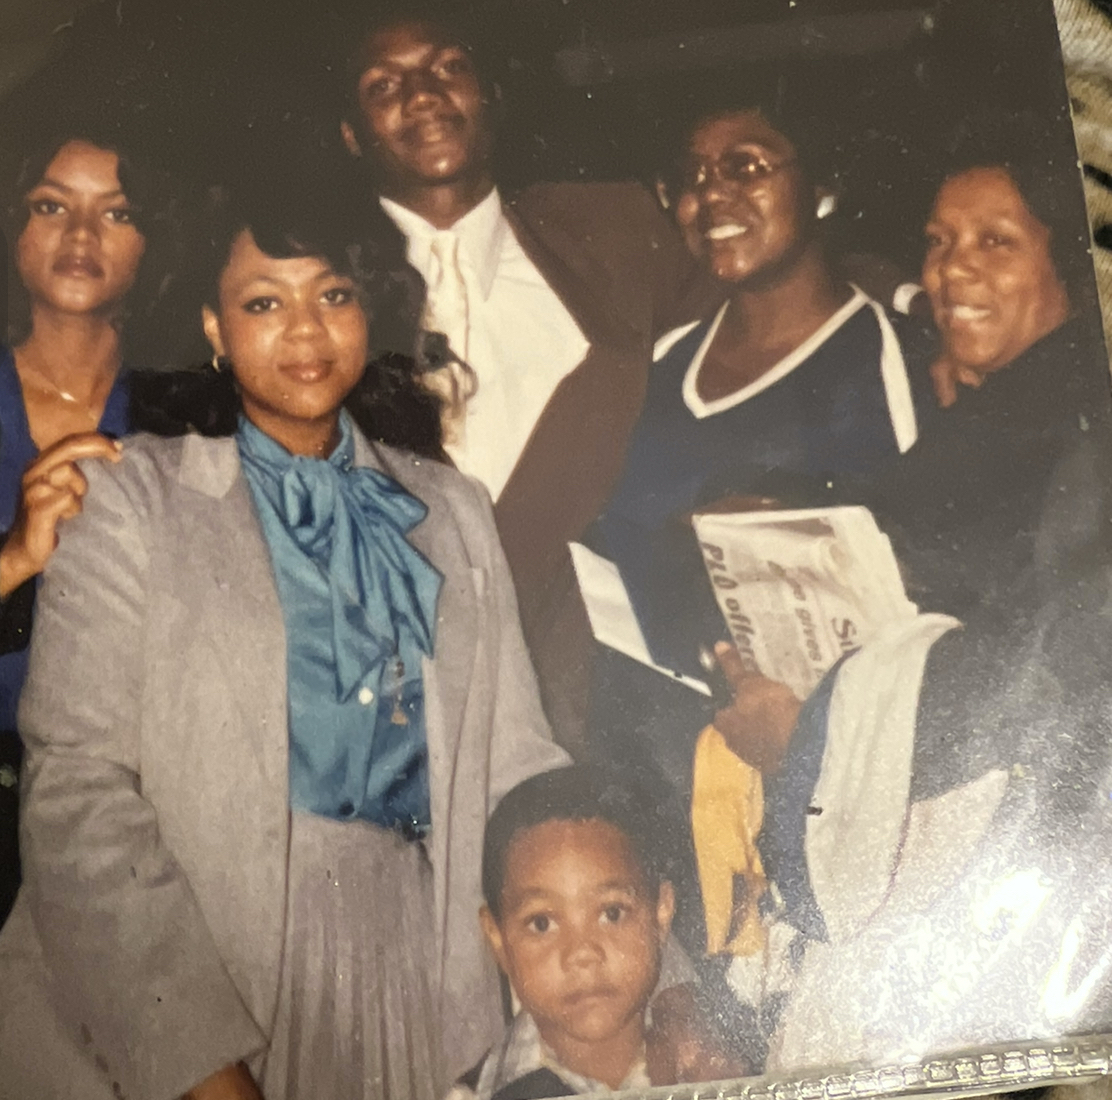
[
  {"x1": 3, "y1": 126, "x2": 180, "y2": 351},
  {"x1": 194, "y1": 167, "x2": 425, "y2": 357},
  {"x1": 481, "y1": 766, "x2": 669, "y2": 921},
  {"x1": 332, "y1": 0, "x2": 497, "y2": 124},
  {"x1": 655, "y1": 92, "x2": 839, "y2": 210},
  {"x1": 932, "y1": 110, "x2": 1096, "y2": 311},
  {"x1": 129, "y1": 161, "x2": 445, "y2": 460}
]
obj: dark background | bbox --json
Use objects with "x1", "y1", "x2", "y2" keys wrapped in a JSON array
[{"x1": 0, "y1": 0, "x2": 1091, "y2": 325}]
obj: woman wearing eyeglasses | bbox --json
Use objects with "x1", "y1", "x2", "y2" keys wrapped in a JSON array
[{"x1": 580, "y1": 104, "x2": 934, "y2": 970}]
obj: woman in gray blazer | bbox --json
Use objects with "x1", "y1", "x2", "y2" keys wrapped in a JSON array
[{"x1": 0, "y1": 174, "x2": 568, "y2": 1100}]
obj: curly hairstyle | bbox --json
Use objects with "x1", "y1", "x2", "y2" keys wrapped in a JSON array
[
  {"x1": 653, "y1": 89, "x2": 841, "y2": 214},
  {"x1": 3, "y1": 125, "x2": 180, "y2": 353},
  {"x1": 930, "y1": 110, "x2": 1097, "y2": 314},
  {"x1": 330, "y1": 0, "x2": 499, "y2": 128},
  {"x1": 130, "y1": 164, "x2": 446, "y2": 460}
]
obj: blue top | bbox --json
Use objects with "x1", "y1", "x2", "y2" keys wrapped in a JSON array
[
  {"x1": 595, "y1": 301, "x2": 932, "y2": 679},
  {"x1": 584, "y1": 301, "x2": 932, "y2": 910},
  {"x1": 0, "y1": 345, "x2": 131, "y2": 731},
  {"x1": 237, "y1": 412, "x2": 442, "y2": 834}
]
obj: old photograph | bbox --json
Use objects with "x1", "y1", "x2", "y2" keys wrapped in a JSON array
[{"x1": 0, "y1": 1, "x2": 1111, "y2": 1097}]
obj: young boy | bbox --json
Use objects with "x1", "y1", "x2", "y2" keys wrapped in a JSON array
[{"x1": 446, "y1": 765, "x2": 676, "y2": 1100}]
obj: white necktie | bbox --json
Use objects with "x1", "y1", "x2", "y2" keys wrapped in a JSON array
[
  {"x1": 422, "y1": 232, "x2": 475, "y2": 448},
  {"x1": 425, "y1": 232, "x2": 469, "y2": 363}
]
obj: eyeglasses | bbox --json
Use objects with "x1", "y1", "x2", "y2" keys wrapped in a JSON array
[{"x1": 677, "y1": 149, "x2": 797, "y2": 192}]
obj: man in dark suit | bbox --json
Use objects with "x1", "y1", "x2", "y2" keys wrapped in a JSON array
[{"x1": 338, "y1": 3, "x2": 703, "y2": 753}]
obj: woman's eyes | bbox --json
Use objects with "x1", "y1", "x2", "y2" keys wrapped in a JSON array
[
  {"x1": 723, "y1": 152, "x2": 772, "y2": 179},
  {"x1": 981, "y1": 232, "x2": 1014, "y2": 249},
  {"x1": 243, "y1": 297, "x2": 278, "y2": 314},
  {"x1": 601, "y1": 903, "x2": 628, "y2": 924},
  {"x1": 680, "y1": 152, "x2": 774, "y2": 190},
  {"x1": 322, "y1": 285, "x2": 356, "y2": 306},
  {"x1": 525, "y1": 913, "x2": 552, "y2": 934},
  {"x1": 437, "y1": 52, "x2": 473, "y2": 77},
  {"x1": 240, "y1": 287, "x2": 355, "y2": 314},
  {"x1": 28, "y1": 198, "x2": 136, "y2": 225},
  {"x1": 924, "y1": 228, "x2": 1016, "y2": 251}
]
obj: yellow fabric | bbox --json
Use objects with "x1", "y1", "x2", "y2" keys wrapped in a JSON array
[{"x1": 690, "y1": 725, "x2": 768, "y2": 956}]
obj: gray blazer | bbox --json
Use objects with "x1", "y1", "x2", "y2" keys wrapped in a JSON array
[{"x1": 0, "y1": 430, "x2": 569, "y2": 1100}]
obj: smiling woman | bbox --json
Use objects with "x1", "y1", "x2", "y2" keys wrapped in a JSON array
[
  {"x1": 202, "y1": 231, "x2": 372, "y2": 456},
  {"x1": 0, "y1": 174, "x2": 569, "y2": 1100},
  {"x1": 584, "y1": 103, "x2": 935, "y2": 912},
  {"x1": 864, "y1": 125, "x2": 1111, "y2": 620},
  {"x1": 923, "y1": 166, "x2": 1071, "y2": 404}
]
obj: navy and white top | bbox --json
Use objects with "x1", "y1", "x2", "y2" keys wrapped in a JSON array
[{"x1": 595, "y1": 288, "x2": 933, "y2": 679}]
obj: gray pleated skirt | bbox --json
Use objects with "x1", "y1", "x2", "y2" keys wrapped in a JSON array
[{"x1": 260, "y1": 811, "x2": 445, "y2": 1100}]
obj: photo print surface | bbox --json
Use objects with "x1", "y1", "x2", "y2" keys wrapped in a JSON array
[{"x1": 1, "y1": 1, "x2": 1111, "y2": 1097}]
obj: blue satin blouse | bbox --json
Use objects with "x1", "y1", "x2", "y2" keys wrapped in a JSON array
[{"x1": 237, "y1": 412, "x2": 442, "y2": 834}]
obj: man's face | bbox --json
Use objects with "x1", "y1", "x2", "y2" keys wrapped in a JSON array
[{"x1": 343, "y1": 20, "x2": 493, "y2": 197}]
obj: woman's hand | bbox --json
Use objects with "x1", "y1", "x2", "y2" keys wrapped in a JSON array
[
  {"x1": 712, "y1": 641, "x2": 801, "y2": 774},
  {"x1": 0, "y1": 432, "x2": 122, "y2": 598},
  {"x1": 930, "y1": 355, "x2": 985, "y2": 409},
  {"x1": 182, "y1": 1062, "x2": 264, "y2": 1100},
  {"x1": 646, "y1": 983, "x2": 750, "y2": 1084}
]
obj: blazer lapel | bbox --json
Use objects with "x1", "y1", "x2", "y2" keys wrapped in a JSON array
[
  {"x1": 504, "y1": 203, "x2": 638, "y2": 351},
  {"x1": 176, "y1": 434, "x2": 289, "y2": 779},
  {"x1": 495, "y1": 208, "x2": 653, "y2": 618}
]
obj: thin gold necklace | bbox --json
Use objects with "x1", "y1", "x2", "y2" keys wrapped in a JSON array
[{"x1": 18, "y1": 365, "x2": 106, "y2": 424}]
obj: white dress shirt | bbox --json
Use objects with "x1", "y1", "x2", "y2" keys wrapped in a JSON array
[{"x1": 381, "y1": 189, "x2": 589, "y2": 501}]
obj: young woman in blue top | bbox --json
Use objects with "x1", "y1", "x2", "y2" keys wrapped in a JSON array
[{"x1": 0, "y1": 131, "x2": 172, "y2": 924}]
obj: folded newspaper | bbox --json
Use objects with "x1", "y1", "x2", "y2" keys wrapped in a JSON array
[{"x1": 571, "y1": 506, "x2": 917, "y2": 700}]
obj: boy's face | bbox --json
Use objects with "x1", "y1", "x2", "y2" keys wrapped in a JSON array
[{"x1": 481, "y1": 819, "x2": 674, "y2": 1061}]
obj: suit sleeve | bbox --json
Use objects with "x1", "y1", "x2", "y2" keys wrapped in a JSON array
[
  {"x1": 464, "y1": 475, "x2": 571, "y2": 803},
  {"x1": 18, "y1": 455, "x2": 265, "y2": 1100}
]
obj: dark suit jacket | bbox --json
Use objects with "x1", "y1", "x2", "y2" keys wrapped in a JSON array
[{"x1": 494, "y1": 180, "x2": 709, "y2": 752}]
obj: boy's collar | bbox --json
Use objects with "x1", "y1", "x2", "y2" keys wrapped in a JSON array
[{"x1": 481, "y1": 1010, "x2": 650, "y2": 1098}]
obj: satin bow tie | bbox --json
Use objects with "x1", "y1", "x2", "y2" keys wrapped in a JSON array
[{"x1": 238, "y1": 416, "x2": 443, "y2": 701}]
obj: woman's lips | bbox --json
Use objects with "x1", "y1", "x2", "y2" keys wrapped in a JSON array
[
  {"x1": 53, "y1": 255, "x2": 104, "y2": 278},
  {"x1": 705, "y1": 223, "x2": 750, "y2": 241},
  {"x1": 943, "y1": 303, "x2": 993, "y2": 325},
  {"x1": 280, "y1": 361, "x2": 331, "y2": 383}
]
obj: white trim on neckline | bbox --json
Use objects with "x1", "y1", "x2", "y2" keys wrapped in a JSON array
[
  {"x1": 679, "y1": 286, "x2": 918, "y2": 453},
  {"x1": 683, "y1": 288, "x2": 868, "y2": 418}
]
